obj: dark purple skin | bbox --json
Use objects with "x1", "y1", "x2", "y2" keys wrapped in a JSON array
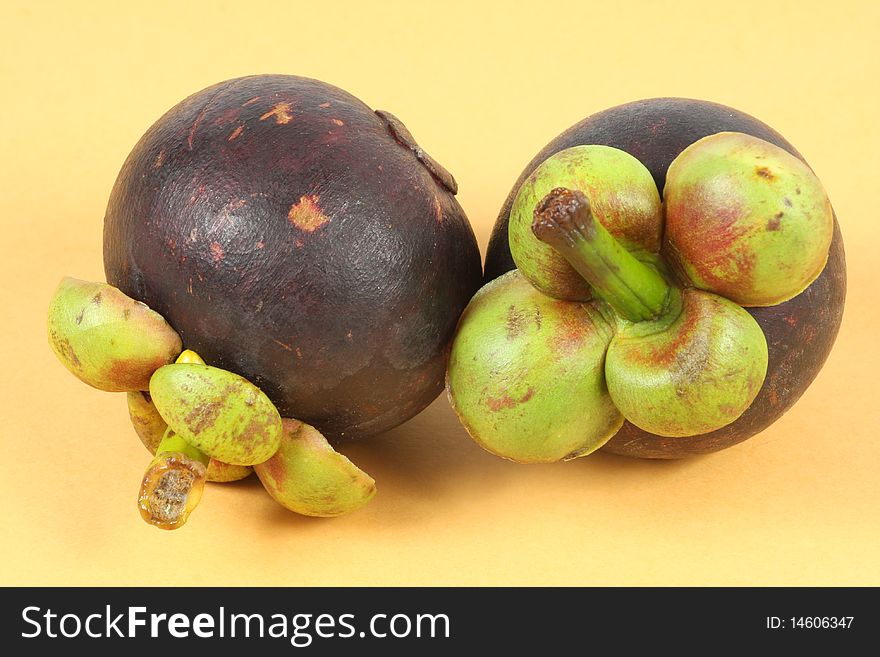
[
  {"x1": 104, "y1": 75, "x2": 482, "y2": 441},
  {"x1": 484, "y1": 98, "x2": 846, "y2": 458}
]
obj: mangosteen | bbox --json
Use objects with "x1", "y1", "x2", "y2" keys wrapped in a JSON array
[
  {"x1": 481, "y1": 98, "x2": 846, "y2": 458},
  {"x1": 103, "y1": 74, "x2": 483, "y2": 441}
]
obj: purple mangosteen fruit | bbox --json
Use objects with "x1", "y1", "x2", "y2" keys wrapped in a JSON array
[{"x1": 471, "y1": 98, "x2": 845, "y2": 459}]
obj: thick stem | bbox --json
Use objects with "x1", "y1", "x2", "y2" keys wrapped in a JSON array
[
  {"x1": 137, "y1": 428, "x2": 208, "y2": 530},
  {"x1": 136, "y1": 348, "x2": 210, "y2": 530},
  {"x1": 532, "y1": 188, "x2": 670, "y2": 322},
  {"x1": 155, "y1": 428, "x2": 210, "y2": 465}
]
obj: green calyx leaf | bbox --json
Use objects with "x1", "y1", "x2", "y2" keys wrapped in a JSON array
[
  {"x1": 605, "y1": 288, "x2": 769, "y2": 437},
  {"x1": 664, "y1": 132, "x2": 834, "y2": 307},
  {"x1": 127, "y1": 388, "x2": 253, "y2": 483},
  {"x1": 509, "y1": 145, "x2": 663, "y2": 301},
  {"x1": 149, "y1": 363, "x2": 283, "y2": 466},
  {"x1": 446, "y1": 270, "x2": 623, "y2": 463},
  {"x1": 255, "y1": 419, "x2": 376, "y2": 517},
  {"x1": 47, "y1": 277, "x2": 182, "y2": 391}
]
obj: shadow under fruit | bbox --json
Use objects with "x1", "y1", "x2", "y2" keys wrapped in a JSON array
[
  {"x1": 103, "y1": 74, "x2": 483, "y2": 441},
  {"x1": 483, "y1": 98, "x2": 846, "y2": 458}
]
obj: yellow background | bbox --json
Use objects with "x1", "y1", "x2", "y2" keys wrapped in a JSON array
[{"x1": 2, "y1": 0, "x2": 878, "y2": 586}]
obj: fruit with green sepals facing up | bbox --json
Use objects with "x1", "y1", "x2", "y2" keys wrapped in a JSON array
[
  {"x1": 482, "y1": 98, "x2": 845, "y2": 458},
  {"x1": 533, "y1": 187, "x2": 768, "y2": 438}
]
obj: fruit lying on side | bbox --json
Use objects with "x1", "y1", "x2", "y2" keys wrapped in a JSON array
[
  {"x1": 481, "y1": 98, "x2": 846, "y2": 458},
  {"x1": 103, "y1": 74, "x2": 482, "y2": 441},
  {"x1": 48, "y1": 279, "x2": 378, "y2": 529}
]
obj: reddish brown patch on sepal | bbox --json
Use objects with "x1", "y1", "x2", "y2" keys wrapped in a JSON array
[
  {"x1": 486, "y1": 388, "x2": 535, "y2": 411},
  {"x1": 755, "y1": 166, "x2": 776, "y2": 181},
  {"x1": 287, "y1": 195, "x2": 329, "y2": 232},
  {"x1": 505, "y1": 305, "x2": 527, "y2": 339},
  {"x1": 767, "y1": 212, "x2": 783, "y2": 231}
]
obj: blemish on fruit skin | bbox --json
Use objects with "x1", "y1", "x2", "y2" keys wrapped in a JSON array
[
  {"x1": 486, "y1": 388, "x2": 535, "y2": 411},
  {"x1": 273, "y1": 339, "x2": 292, "y2": 352},
  {"x1": 187, "y1": 105, "x2": 210, "y2": 150},
  {"x1": 318, "y1": 102, "x2": 331, "y2": 108},
  {"x1": 767, "y1": 212, "x2": 783, "y2": 231},
  {"x1": 154, "y1": 149, "x2": 166, "y2": 169},
  {"x1": 288, "y1": 195, "x2": 330, "y2": 232},
  {"x1": 432, "y1": 195, "x2": 443, "y2": 223},
  {"x1": 212, "y1": 107, "x2": 240, "y2": 126},
  {"x1": 242, "y1": 96, "x2": 261, "y2": 106},
  {"x1": 209, "y1": 242, "x2": 225, "y2": 262},
  {"x1": 755, "y1": 166, "x2": 775, "y2": 181},
  {"x1": 259, "y1": 102, "x2": 294, "y2": 125},
  {"x1": 261, "y1": 451, "x2": 286, "y2": 486},
  {"x1": 648, "y1": 117, "x2": 667, "y2": 135},
  {"x1": 803, "y1": 323, "x2": 818, "y2": 344},
  {"x1": 331, "y1": 118, "x2": 344, "y2": 126},
  {"x1": 228, "y1": 125, "x2": 244, "y2": 141},
  {"x1": 255, "y1": 240, "x2": 265, "y2": 249},
  {"x1": 669, "y1": 186, "x2": 755, "y2": 294},
  {"x1": 784, "y1": 314, "x2": 798, "y2": 327},
  {"x1": 783, "y1": 197, "x2": 793, "y2": 207},
  {"x1": 506, "y1": 305, "x2": 527, "y2": 339}
]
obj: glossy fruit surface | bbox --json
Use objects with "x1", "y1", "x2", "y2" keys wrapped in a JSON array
[{"x1": 103, "y1": 74, "x2": 482, "y2": 440}]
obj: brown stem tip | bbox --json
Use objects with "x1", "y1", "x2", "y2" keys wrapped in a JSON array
[
  {"x1": 137, "y1": 453, "x2": 207, "y2": 530},
  {"x1": 532, "y1": 187, "x2": 594, "y2": 248}
]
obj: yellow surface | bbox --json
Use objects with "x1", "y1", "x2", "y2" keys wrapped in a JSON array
[{"x1": 1, "y1": 0, "x2": 878, "y2": 586}]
